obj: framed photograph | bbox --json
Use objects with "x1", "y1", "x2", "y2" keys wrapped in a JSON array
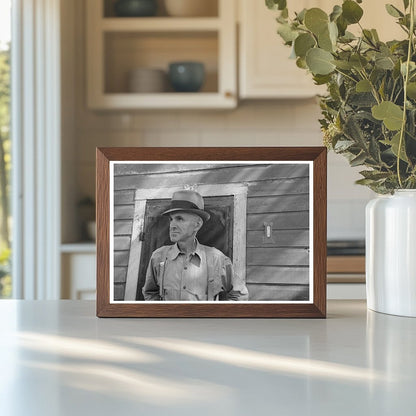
[{"x1": 96, "y1": 147, "x2": 327, "y2": 318}]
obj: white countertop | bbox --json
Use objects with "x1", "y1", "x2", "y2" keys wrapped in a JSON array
[{"x1": 0, "y1": 300, "x2": 415, "y2": 415}]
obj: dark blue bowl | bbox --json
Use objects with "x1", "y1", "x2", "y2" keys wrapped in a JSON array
[
  {"x1": 114, "y1": 0, "x2": 157, "y2": 17},
  {"x1": 168, "y1": 62, "x2": 205, "y2": 92}
]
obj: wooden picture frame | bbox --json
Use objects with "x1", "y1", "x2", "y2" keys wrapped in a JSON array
[{"x1": 96, "y1": 147, "x2": 327, "y2": 318}]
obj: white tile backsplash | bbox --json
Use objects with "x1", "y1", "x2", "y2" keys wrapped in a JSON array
[{"x1": 74, "y1": 100, "x2": 371, "y2": 240}]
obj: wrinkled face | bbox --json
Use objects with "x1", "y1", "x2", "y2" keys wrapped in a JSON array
[{"x1": 169, "y1": 211, "x2": 202, "y2": 243}]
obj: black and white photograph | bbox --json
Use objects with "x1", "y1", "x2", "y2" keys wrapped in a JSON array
[{"x1": 109, "y1": 161, "x2": 313, "y2": 303}]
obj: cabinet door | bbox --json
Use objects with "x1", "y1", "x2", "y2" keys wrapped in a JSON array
[
  {"x1": 239, "y1": 0, "x2": 404, "y2": 99},
  {"x1": 61, "y1": 253, "x2": 96, "y2": 300},
  {"x1": 239, "y1": 0, "x2": 326, "y2": 99}
]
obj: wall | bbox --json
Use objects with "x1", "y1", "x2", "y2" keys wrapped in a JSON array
[{"x1": 61, "y1": 0, "x2": 375, "y2": 243}]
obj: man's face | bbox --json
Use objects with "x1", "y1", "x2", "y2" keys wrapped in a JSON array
[{"x1": 169, "y1": 211, "x2": 202, "y2": 243}]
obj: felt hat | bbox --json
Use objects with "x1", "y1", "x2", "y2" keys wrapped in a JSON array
[{"x1": 162, "y1": 190, "x2": 210, "y2": 222}]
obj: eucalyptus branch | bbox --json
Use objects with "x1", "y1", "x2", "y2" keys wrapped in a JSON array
[
  {"x1": 334, "y1": 68, "x2": 359, "y2": 84},
  {"x1": 358, "y1": 69, "x2": 381, "y2": 104},
  {"x1": 397, "y1": 0, "x2": 415, "y2": 188},
  {"x1": 390, "y1": 79, "x2": 398, "y2": 101}
]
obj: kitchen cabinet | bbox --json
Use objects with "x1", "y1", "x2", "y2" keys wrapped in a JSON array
[
  {"x1": 239, "y1": 0, "x2": 325, "y2": 99},
  {"x1": 61, "y1": 245, "x2": 96, "y2": 300},
  {"x1": 86, "y1": 0, "x2": 237, "y2": 109},
  {"x1": 238, "y1": 0, "x2": 404, "y2": 99}
]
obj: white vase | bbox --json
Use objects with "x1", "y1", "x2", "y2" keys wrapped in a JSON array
[{"x1": 366, "y1": 190, "x2": 416, "y2": 317}]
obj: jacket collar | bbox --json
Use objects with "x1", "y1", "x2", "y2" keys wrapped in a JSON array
[{"x1": 167, "y1": 239, "x2": 204, "y2": 261}]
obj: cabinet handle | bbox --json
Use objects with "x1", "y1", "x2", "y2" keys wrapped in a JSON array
[{"x1": 224, "y1": 91, "x2": 234, "y2": 99}]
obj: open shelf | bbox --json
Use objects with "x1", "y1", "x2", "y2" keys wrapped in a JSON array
[
  {"x1": 101, "y1": 17, "x2": 221, "y2": 31},
  {"x1": 104, "y1": 31, "x2": 218, "y2": 94},
  {"x1": 86, "y1": 0, "x2": 236, "y2": 109}
]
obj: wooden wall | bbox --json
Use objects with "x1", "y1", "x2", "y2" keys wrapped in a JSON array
[{"x1": 113, "y1": 163, "x2": 309, "y2": 301}]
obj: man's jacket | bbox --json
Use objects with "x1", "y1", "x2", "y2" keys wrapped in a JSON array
[{"x1": 142, "y1": 243, "x2": 249, "y2": 301}]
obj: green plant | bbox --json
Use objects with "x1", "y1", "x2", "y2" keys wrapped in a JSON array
[
  {"x1": 0, "y1": 247, "x2": 11, "y2": 298},
  {"x1": 266, "y1": 0, "x2": 416, "y2": 193}
]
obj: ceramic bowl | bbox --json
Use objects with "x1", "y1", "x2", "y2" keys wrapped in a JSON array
[
  {"x1": 164, "y1": 0, "x2": 217, "y2": 17},
  {"x1": 168, "y1": 62, "x2": 205, "y2": 92},
  {"x1": 114, "y1": 0, "x2": 158, "y2": 17},
  {"x1": 128, "y1": 68, "x2": 167, "y2": 93}
]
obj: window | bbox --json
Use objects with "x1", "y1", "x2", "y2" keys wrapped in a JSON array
[{"x1": 0, "y1": 0, "x2": 11, "y2": 298}]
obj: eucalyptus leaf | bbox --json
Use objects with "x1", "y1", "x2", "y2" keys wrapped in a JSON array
[
  {"x1": 363, "y1": 29, "x2": 376, "y2": 46},
  {"x1": 294, "y1": 33, "x2": 316, "y2": 58},
  {"x1": 344, "y1": 114, "x2": 367, "y2": 147},
  {"x1": 333, "y1": 60, "x2": 353, "y2": 70},
  {"x1": 304, "y1": 8, "x2": 329, "y2": 35},
  {"x1": 336, "y1": 15, "x2": 348, "y2": 36},
  {"x1": 369, "y1": 136, "x2": 382, "y2": 163},
  {"x1": 328, "y1": 21, "x2": 338, "y2": 45},
  {"x1": 266, "y1": 0, "x2": 287, "y2": 11},
  {"x1": 356, "y1": 79, "x2": 372, "y2": 93},
  {"x1": 371, "y1": 29, "x2": 380, "y2": 42},
  {"x1": 350, "y1": 54, "x2": 368, "y2": 70},
  {"x1": 339, "y1": 31, "x2": 356, "y2": 43},
  {"x1": 385, "y1": 132, "x2": 409, "y2": 162},
  {"x1": 277, "y1": 23, "x2": 299, "y2": 43},
  {"x1": 306, "y1": 48, "x2": 336, "y2": 75},
  {"x1": 401, "y1": 61, "x2": 416, "y2": 76},
  {"x1": 296, "y1": 8, "x2": 307, "y2": 23},
  {"x1": 334, "y1": 139, "x2": 355, "y2": 151},
  {"x1": 385, "y1": 4, "x2": 404, "y2": 17},
  {"x1": 342, "y1": 0, "x2": 364, "y2": 24},
  {"x1": 378, "y1": 78, "x2": 386, "y2": 99},
  {"x1": 375, "y1": 55, "x2": 395, "y2": 70},
  {"x1": 407, "y1": 82, "x2": 416, "y2": 99},
  {"x1": 313, "y1": 74, "x2": 332, "y2": 85},
  {"x1": 318, "y1": 27, "x2": 334, "y2": 52},
  {"x1": 330, "y1": 5, "x2": 342, "y2": 22},
  {"x1": 276, "y1": 15, "x2": 288, "y2": 24},
  {"x1": 355, "y1": 178, "x2": 377, "y2": 186},
  {"x1": 372, "y1": 101, "x2": 404, "y2": 130},
  {"x1": 360, "y1": 170, "x2": 391, "y2": 181},
  {"x1": 399, "y1": 14, "x2": 411, "y2": 29},
  {"x1": 350, "y1": 152, "x2": 368, "y2": 166},
  {"x1": 296, "y1": 57, "x2": 308, "y2": 69}
]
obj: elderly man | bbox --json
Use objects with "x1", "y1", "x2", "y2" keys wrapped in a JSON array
[{"x1": 142, "y1": 190, "x2": 248, "y2": 301}]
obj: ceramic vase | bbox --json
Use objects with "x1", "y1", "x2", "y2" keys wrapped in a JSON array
[{"x1": 366, "y1": 190, "x2": 416, "y2": 317}]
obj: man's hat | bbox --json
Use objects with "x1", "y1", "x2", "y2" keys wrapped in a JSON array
[{"x1": 162, "y1": 190, "x2": 210, "y2": 222}]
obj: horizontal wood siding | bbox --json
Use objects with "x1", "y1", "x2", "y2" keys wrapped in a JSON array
[
  {"x1": 247, "y1": 248, "x2": 309, "y2": 266},
  {"x1": 247, "y1": 212, "x2": 309, "y2": 230},
  {"x1": 114, "y1": 267, "x2": 127, "y2": 283},
  {"x1": 247, "y1": 194, "x2": 309, "y2": 213},
  {"x1": 114, "y1": 205, "x2": 134, "y2": 219},
  {"x1": 114, "y1": 236, "x2": 131, "y2": 250},
  {"x1": 246, "y1": 230, "x2": 309, "y2": 247},
  {"x1": 113, "y1": 163, "x2": 310, "y2": 301},
  {"x1": 246, "y1": 266, "x2": 309, "y2": 284},
  {"x1": 247, "y1": 284, "x2": 309, "y2": 301},
  {"x1": 114, "y1": 220, "x2": 132, "y2": 235},
  {"x1": 114, "y1": 164, "x2": 309, "y2": 191}
]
